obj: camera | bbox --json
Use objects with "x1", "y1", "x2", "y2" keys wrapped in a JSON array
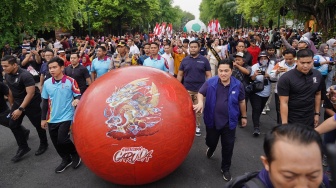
[
  {"x1": 258, "y1": 70, "x2": 265, "y2": 75},
  {"x1": 330, "y1": 61, "x2": 335, "y2": 66}
]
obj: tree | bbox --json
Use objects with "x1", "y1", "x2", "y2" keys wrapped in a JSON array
[{"x1": 0, "y1": 0, "x2": 80, "y2": 46}]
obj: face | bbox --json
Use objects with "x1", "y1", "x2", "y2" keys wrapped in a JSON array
[
  {"x1": 150, "y1": 44, "x2": 159, "y2": 56},
  {"x1": 214, "y1": 39, "x2": 219, "y2": 45},
  {"x1": 44, "y1": 51, "x2": 54, "y2": 62},
  {"x1": 48, "y1": 62, "x2": 64, "y2": 78},
  {"x1": 22, "y1": 49, "x2": 27, "y2": 54},
  {"x1": 333, "y1": 42, "x2": 336, "y2": 48},
  {"x1": 164, "y1": 46, "x2": 170, "y2": 54},
  {"x1": 143, "y1": 45, "x2": 150, "y2": 54},
  {"x1": 236, "y1": 42, "x2": 245, "y2": 52},
  {"x1": 1, "y1": 61, "x2": 17, "y2": 74},
  {"x1": 296, "y1": 56, "x2": 313, "y2": 74},
  {"x1": 177, "y1": 47, "x2": 183, "y2": 54},
  {"x1": 267, "y1": 49, "x2": 275, "y2": 55},
  {"x1": 70, "y1": 54, "x2": 79, "y2": 66},
  {"x1": 183, "y1": 42, "x2": 188, "y2": 48},
  {"x1": 189, "y1": 43, "x2": 200, "y2": 56},
  {"x1": 323, "y1": 45, "x2": 329, "y2": 54},
  {"x1": 292, "y1": 41, "x2": 298, "y2": 48},
  {"x1": 97, "y1": 48, "x2": 106, "y2": 58},
  {"x1": 235, "y1": 57, "x2": 244, "y2": 66},
  {"x1": 261, "y1": 140, "x2": 323, "y2": 188},
  {"x1": 127, "y1": 40, "x2": 133, "y2": 46},
  {"x1": 284, "y1": 54, "x2": 295, "y2": 65},
  {"x1": 298, "y1": 42, "x2": 308, "y2": 49},
  {"x1": 218, "y1": 64, "x2": 232, "y2": 83},
  {"x1": 117, "y1": 46, "x2": 126, "y2": 54}
]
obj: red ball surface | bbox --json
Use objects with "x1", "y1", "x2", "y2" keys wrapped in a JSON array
[{"x1": 72, "y1": 66, "x2": 195, "y2": 185}]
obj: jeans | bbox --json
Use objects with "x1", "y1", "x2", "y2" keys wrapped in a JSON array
[
  {"x1": 206, "y1": 125, "x2": 236, "y2": 171},
  {"x1": 48, "y1": 121, "x2": 77, "y2": 160},
  {"x1": 9, "y1": 97, "x2": 48, "y2": 149},
  {"x1": 249, "y1": 93, "x2": 269, "y2": 128},
  {"x1": 188, "y1": 90, "x2": 202, "y2": 128}
]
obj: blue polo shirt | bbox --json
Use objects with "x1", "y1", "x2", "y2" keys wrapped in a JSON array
[
  {"x1": 42, "y1": 75, "x2": 81, "y2": 123},
  {"x1": 91, "y1": 56, "x2": 111, "y2": 78},
  {"x1": 143, "y1": 55, "x2": 169, "y2": 72}
]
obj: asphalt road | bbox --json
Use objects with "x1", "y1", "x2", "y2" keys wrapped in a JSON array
[{"x1": 0, "y1": 95, "x2": 318, "y2": 188}]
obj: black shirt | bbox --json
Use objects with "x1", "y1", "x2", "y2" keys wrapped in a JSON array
[
  {"x1": 229, "y1": 51, "x2": 253, "y2": 67},
  {"x1": 277, "y1": 68, "x2": 322, "y2": 126},
  {"x1": 0, "y1": 82, "x2": 9, "y2": 113},
  {"x1": 5, "y1": 67, "x2": 40, "y2": 103},
  {"x1": 64, "y1": 64, "x2": 90, "y2": 94}
]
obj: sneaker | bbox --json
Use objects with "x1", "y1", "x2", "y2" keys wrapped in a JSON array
[
  {"x1": 261, "y1": 110, "x2": 266, "y2": 115},
  {"x1": 35, "y1": 144, "x2": 48, "y2": 156},
  {"x1": 265, "y1": 105, "x2": 270, "y2": 112},
  {"x1": 196, "y1": 127, "x2": 201, "y2": 136},
  {"x1": 253, "y1": 128, "x2": 260, "y2": 137},
  {"x1": 206, "y1": 148, "x2": 214, "y2": 159},
  {"x1": 222, "y1": 171, "x2": 232, "y2": 181},
  {"x1": 11, "y1": 147, "x2": 31, "y2": 162},
  {"x1": 55, "y1": 159, "x2": 73, "y2": 173},
  {"x1": 322, "y1": 155, "x2": 328, "y2": 167},
  {"x1": 71, "y1": 153, "x2": 82, "y2": 169}
]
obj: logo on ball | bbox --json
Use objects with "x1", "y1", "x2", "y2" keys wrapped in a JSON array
[
  {"x1": 113, "y1": 147, "x2": 154, "y2": 164},
  {"x1": 104, "y1": 78, "x2": 162, "y2": 141}
]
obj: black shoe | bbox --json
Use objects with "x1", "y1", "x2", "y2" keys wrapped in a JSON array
[
  {"x1": 71, "y1": 153, "x2": 82, "y2": 169},
  {"x1": 55, "y1": 159, "x2": 73, "y2": 173},
  {"x1": 253, "y1": 128, "x2": 260, "y2": 137},
  {"x1": 35, "y1": 144, "x2": 48, "y2": 156},
  {"x1": 11, "y1": 147, "x2": 31, "y2": 162},
  {"x1": 24, "y1": 129, "x2": 30, "y2": 141},
  {"x1": 206, "y1": 148, "x2": 214, "y2": 159},
  {"x1": 222, "y1": 171, "x2": 232, "y2": 181}
]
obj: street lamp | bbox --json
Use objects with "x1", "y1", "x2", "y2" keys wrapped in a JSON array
[{"x1": 85, "y1": 5, "x2": 99, "y2": 38}]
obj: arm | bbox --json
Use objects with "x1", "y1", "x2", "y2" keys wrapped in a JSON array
[
  {"x1": 239, "y1": 99, "x2": 247, "y2": 127},
  {"x1": 315, "y1": 116, "x2": 336, "y2": 134},
  {"x1": 86, "y1": 77, "x2": 92, "y2": 86},
  {"x1": 21, "y1": 53, "x2": 32, "y2": 66},
  {"x1": 41, "y1": 98, "x2": 49, "y2": 129},
  {"x1": 11, "y1": 86, "x2": 35, "y2": 120},
  {"x1": 281, "y1": 36, "x2": 295, "y2": 50},
  {"x1": 314, "y1": 91, "x2": 321, "y2": 127},
  {"x1": 32, "y1": 50, "x2": 41, "y2": 64},
  {"x1": 269, "y1": 64, "x2": 280, "y2": 81},
  {"x1": 279, "y1": 96, "x2": 289, "y2": 124},
  {"x1": 7, "y1": 89, "x2": 14, "y2": 108},
  {"x1": 193, "y1": 93, "x2": 205, "y2": 113},
  {"x1": 91, "y1": 71, "x2": 97, "y2": 82},
  {"x1": 177, "y1": 70, "x2": 184, "y2": 82},
  {"x1": 205, "y1": 71, "x2": 212, "y2": 79},
  {"x1": 234, "y1": 63, "x2": 250, "y2": 75}
]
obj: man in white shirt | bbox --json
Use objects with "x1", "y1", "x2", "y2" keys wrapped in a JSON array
[
  {"x1": 161, "y1": 44, "x2": 174, "y2": 76},
  {"x1": 127, "y1": 38, "x2": 140, "y2": 55}
]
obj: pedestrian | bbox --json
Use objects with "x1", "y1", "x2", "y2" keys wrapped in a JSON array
[
  {"x1": 249, "y1": 51, "x2": 275, "y2": 136},
  {"x1": 91, "y1": 46, "x2": 110, "y2": 81},
  {"x1": 41, "y1": 57, "x2": 81, "y2": 173},
  {"x1": 193, "y1": 59, "x2": 247, "y2": 181},
  {"x1": 143, "y1": 42, "x2": 169, "y2": 72},
  {"x1": 1, "y1": 55, "x2": 48, "y2": 162},
  {"x1": 177, "y1": 40, "x2": 212, "y2": 136},
  {"x1": 278, "y1": 49, "x2": 322, "y2": 127},
  {"x1": 64, "y1": 52, "x2": 91, "y2": 94}
]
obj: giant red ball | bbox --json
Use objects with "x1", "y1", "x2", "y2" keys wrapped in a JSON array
[{"x1": 72, "y1": 66, "x2": 195, "y2": 185}]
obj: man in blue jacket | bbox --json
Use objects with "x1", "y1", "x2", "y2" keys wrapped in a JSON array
[{"x1": 194, "y1": 59, "x2": 247, "y2": 181}]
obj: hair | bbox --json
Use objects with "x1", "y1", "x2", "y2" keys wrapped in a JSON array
[
  {"x1": 297, "y1": 49, "x2": 314, "y2": 59},
  {"x1": 218, "y1": 58, "x2": 233, "y2": 69},
  {"x1": 264, "y1": 124, "x2": 323, "y2": 164},
  {"x1": 266, "y1": 44, "x2": 275, "y2": 50},
  {"x1": 283, "y1": 49, "x2": 296, "y2": 57},
  {"x1": 44, "y1": 48, "x2": 54, "y2": 55},
  {"x1": 48, "y1": 57, "x2": 64, "y2": 67},
  {"x1": 97, "y1": 46, "x2": 107, "y2": 52},
  {"x1": 143, "y1": 43, "x2": 150, "y2": 48},
  {"x1": 237, "y1": 41, "x2": 245, "y2": 47},
  {"x1": 1, "y1": 55, "x2": 18, "y2": 65},
  {"x1": 150, "y1": 42, "x2": 159, "y2": 48},
  {"x1": 183, "y1": 39, "x2": 190, "y2": 44},
  {"x1": 70, "y1": 52, "x2": 80, "y2": 58},
  {"x1": 189, "y1": 40, "x2": 200, "y2": 47},
  {"x1": 164, "y1": 44, "x2": 170, "y2": 48}
]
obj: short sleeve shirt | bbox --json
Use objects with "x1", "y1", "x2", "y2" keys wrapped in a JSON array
[
  {"x1": 91, "y1": 56, "x2": 111, "y2": 78},
  {"x1": 64, "y1": 64, "x2": 90, "y2": 94},
  {"x1": 143, "y1": 55, "x2": 169, "y2": 72},
  {"x1": 277, "y1": 68, "x2": 322, "y2": 126},
  {"x1": 42, "y1": 75, "x2": 81, "y2": 123},
  {"x1": 179, "y1": 55, "x2": 211, "y2": 92}
]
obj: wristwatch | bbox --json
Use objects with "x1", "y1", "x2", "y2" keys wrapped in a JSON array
[
  {"x1": 241, "y1": 117, "x2": 247, "y2": 119},
  {"x1": 314, "y1": 112, "x2": 320, "y2": 116},
  {"x1": 18, "y1": 107, "x2": 25, "y2": 112}
]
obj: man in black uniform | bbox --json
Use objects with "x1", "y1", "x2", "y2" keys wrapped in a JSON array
[
  {"x1": 278, "y1": 49, "x2": 322, "y2": 127},
  {"x1": 1, "y1": 55, "x2": 48, "y2": 162},
  {"x1": 64, "y1": 52, "x2": 91, "y2": 94}
]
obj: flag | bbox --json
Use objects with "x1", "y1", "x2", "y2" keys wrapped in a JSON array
[
  {"x1": 167, "y1": 23, "x2": 173, "y2": 38},
  {"x1": 153, "y1": 23, "x2": 159, "y2": 36},
  {"x1": 159, "y1": 22, "x2": 167, "y2": 37}
]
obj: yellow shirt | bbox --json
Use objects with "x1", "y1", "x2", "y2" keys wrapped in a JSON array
[{"x1": 173, "y1": 53, "x2": 186, "y2": 75}]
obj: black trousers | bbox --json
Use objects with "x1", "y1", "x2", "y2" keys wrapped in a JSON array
[
  {"x1": 249, "y1": 93, "x2": 269, "y2": 128},
  {"x1": 48, "y1": 121, "x2": 77, "y2": 160},
  {"x1": 9, "y1": 97, "x2": 48, "y2": 149},
  {"x1": 274, "y1": 93, "x2": 281, "y2": 124},
  {"x1": 206, "y1": 125, "x2": 236, "y2": 172}
]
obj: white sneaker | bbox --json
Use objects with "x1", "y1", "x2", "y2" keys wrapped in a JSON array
[
  {"x1": 195, "y1": 127, "x2": 201, "y2": 136},
  {"x1": 265, "y1": 105, "x2": 270, "y2": 112},
  {"x1": 262, "y1": 110, "x2": 266, "y2": 115}
]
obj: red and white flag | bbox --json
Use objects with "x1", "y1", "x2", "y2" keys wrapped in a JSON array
[
  {"x1": 159, "y1": 22, "x2": 167, "y2": 37},
  {"x1": 166, "y1": 23, "x2": 173, "y2": 37},
  {"x1": 153, "y1": 23, "x2": 159, "y2": 36}
]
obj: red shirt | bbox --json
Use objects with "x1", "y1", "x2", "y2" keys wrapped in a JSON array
[{"x1": 247, "y1": 46, "x2": 261, "y2": 65}]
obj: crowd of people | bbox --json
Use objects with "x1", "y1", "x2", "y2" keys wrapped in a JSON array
[{"x1": 1, "y1": 26, "x2": 336, "y2": 187}]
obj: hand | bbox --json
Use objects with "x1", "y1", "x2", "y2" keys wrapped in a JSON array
[
  {"x1": 193, "y1": 103, "x2": 204, "y2": 113},
  {"x1": 314, "y1": 115, "x2": 319, "y2": 127},
  {"x1": 72, "y1": 99, "x2": 79, "y2": 107},
  {"x1": 41, "y1": 120, "x2": 48, "y2": 130},
  {"x1": 241, "y1": 118, "x2": 247, "y2": 127},
  {"x1": 254, "y1": 70, "x2": 261, "y2": 76},
  {"x1": 278, "y1": 67, "x2": 287, "y2": 73},
  {"x1": 11, "y1": 109, "x2": 22, "y2": 120},
  {"x1": 233, "y1": 61, "x2": 239, "y2": 68}
]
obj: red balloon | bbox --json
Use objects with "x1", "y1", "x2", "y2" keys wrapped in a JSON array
[{"x1": 73, "y1": 66, "x2": 195, "y2": 185}]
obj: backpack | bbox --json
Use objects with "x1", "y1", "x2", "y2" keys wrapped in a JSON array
[{"x1": 223, "y1": 171, "x2": 265, "y2": 188}]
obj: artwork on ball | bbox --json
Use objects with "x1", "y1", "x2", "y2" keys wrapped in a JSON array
[{"x1": 104, "y1": 78, "x2": 163, "y2": 141}]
